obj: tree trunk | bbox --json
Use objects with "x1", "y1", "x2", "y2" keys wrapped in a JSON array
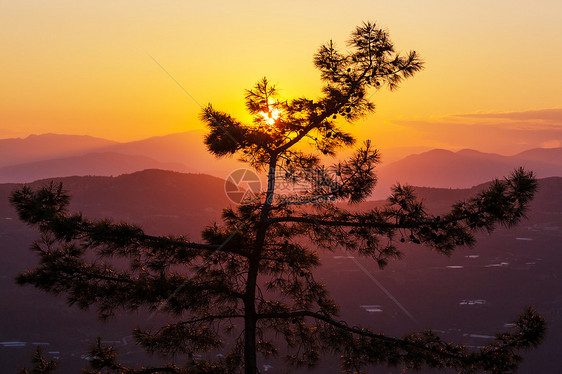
[
  {"x1": 244, "y1": 260, "x2": 259, "y2": 374},
  {"x1": 244, "y1": 156, "x2": 277, "y2": 374}
]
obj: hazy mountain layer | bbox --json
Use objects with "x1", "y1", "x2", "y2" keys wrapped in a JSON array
[
  {"x1": 373, "y1": 147, "x2": 562, "y2": 199},
  {"x1": 0, "y1": 134, "x2": 118, "y2": 168},
  {"x1": 0, "y1": 152, "x2": 192, "y2": 183},
  {"x1": 2, "y1": 133, "x2": 561, "y2": 202}
]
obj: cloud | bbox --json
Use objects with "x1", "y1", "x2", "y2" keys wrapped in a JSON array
[
  {"x1": 451, "y1": 108, "x2": 562, "y2": 130},
  {"x1": 388, "y1": 108, "x2": 562, "y2": 154},
  {"x1": 455, "y1": 108, "x2": 562, "y2": 122}
]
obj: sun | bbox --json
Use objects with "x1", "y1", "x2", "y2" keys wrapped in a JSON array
[{"x1": 259, "y1": 99, "x2": 281, "y2": 126}]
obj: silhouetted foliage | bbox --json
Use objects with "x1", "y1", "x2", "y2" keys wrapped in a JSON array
[
  {"x1": 11, "y1": 22, "x2": 544, "y2": 374},
  {"x1": 18, "y1": 347, "x2": 57, "y2": 374}
]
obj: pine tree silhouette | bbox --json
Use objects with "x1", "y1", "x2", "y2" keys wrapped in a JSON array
[{"x1": 10, "y1": 22, "x2": 544, "y2": 374}]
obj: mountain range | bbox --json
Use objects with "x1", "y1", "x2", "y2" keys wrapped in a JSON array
[
  {"x1": 0, "y1": 152, "x2": 192, "y2": 183},
  {"x1": 0, "y1": 132, "x2": 245, "y2": 183},
  {"x1": 0, "y1": 134, "x2": 117, "y2": 168},
  {"x1": 1, "y1": 133, "x2": 561, "y2": 196},
  {"x1": 372, "y1": 147, "x2": 562, "y2": 199}
]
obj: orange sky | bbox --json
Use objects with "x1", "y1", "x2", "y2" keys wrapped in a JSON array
[{"x1": 2, "y1": 0, "x2": 561, "y2": 154}]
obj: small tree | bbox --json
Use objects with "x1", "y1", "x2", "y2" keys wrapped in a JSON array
[
  {"x1": 18, "y1": 347, "x2": 57, "y2": 374},
  {"x1": 11, "y1": 22, "x2": 544, "y2": 374}
]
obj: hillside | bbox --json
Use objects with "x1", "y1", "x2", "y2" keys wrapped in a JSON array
[
  {"x1": 0, "y1": 171, "x2": 560, "y2": 373},
  {"x1": 0, "y1": 169, "x2": 234, "y2": 237}
]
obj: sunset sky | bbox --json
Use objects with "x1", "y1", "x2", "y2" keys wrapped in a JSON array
[{"x1": 2, "y1": 0, "x2": 561, "y2": 154}]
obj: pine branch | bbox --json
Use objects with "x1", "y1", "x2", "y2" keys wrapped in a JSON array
[{"x1": 258, "y1": 307, "x2": 545, "y2": 371}]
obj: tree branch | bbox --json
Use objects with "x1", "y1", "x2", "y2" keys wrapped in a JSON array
[{"x1": 257, "y1": 310, "x2": 461, "y2": 358}]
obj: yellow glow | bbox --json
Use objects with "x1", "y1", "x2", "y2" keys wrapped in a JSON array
[
  {"x1": 259, "y1": 100, "x2": 282, "y2": 126},
  {"x1": 1, "y1": 0, "x2": 561, "y2": 153}
]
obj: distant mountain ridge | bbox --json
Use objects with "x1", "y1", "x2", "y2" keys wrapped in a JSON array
[
  {"x1": 0, "y1": 133, "x2": 118, "y2": 168},
  {"x1": 100, "y1": 131, "x2": 245, "y2": 178},
  {"x1": 373, "y1": 147, "x2": 562, "y2": 199},
  {"x1": 0, "y1": 131, "x2": 243, "y2": 180},
  {"x1": 1, "y1": 133, "x2": 561, "y2": 194},
  {"x1": 0, "y1": 152, "x2": 192, "y2": 183},
  {"x1": 514, "y1": 147, "x2": 562, "y2": 165}
]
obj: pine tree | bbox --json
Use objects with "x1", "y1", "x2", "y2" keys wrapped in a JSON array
[
  {"x1": 10, "y1": 22, "x2": 544, "y2": 374},
  {"x1": 18, "y1": 347, "x2": 57, "y2": 374}
]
